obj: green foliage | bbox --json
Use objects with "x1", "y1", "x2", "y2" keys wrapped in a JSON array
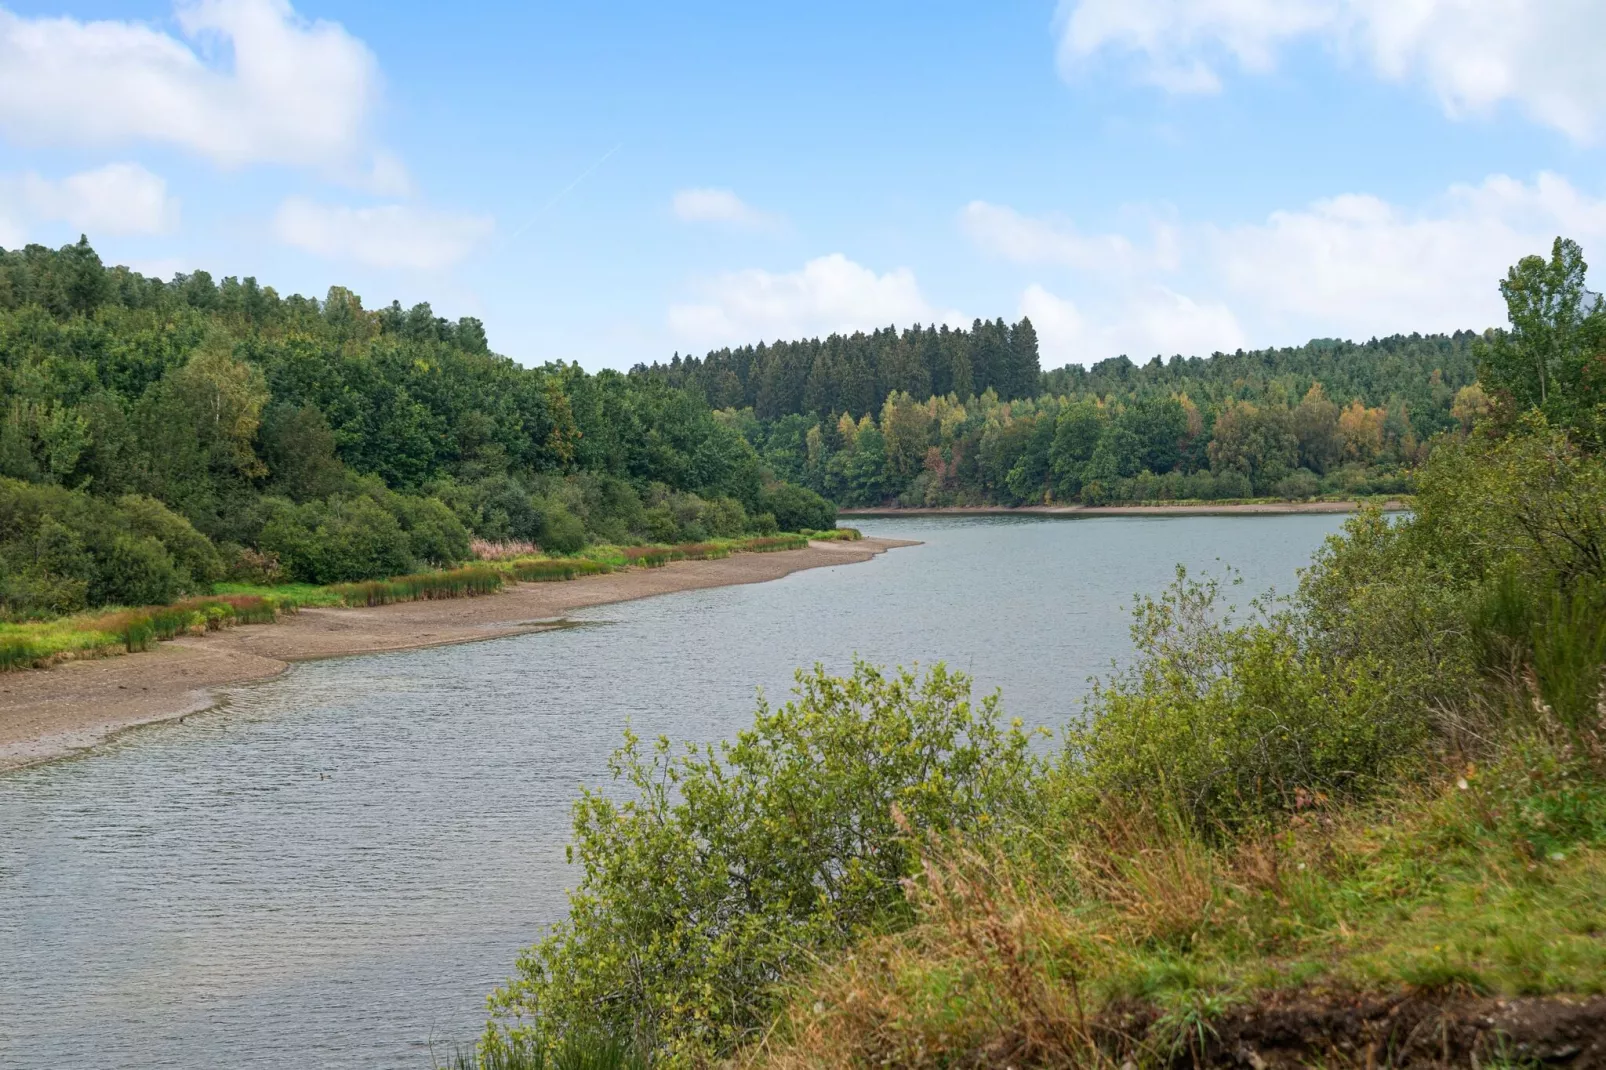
[
  {"x1": 1064, "y1": 567, "x2": 1424, "y2": 831},
  {"x1": 485, "y1": 661, "x2": 1037, "y2": 1064},
  {"x1": 1478, "y1": 237, "x2": 1606, "y2": 444},
  {"x1": 0, "y1": 238, "x2": 833, "y2": 613},
  {"x1": 0, "y1": 477, "x2": 217, "y2": 617}
]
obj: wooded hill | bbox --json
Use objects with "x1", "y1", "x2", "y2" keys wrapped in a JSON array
[
  {"x1": 0, "y1": 238, "x2": 833, "y2": 618},
  {"x1": 641, "y1": 327, "x2": 1484, "y2": 507}
]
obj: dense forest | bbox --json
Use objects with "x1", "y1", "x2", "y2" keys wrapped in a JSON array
[
  {"x1": 0, "y1": 238, "x2": 833, "y2": 618},
  {"x1": 640, "y1": 327, "x2": 1484, "y2": 507}
]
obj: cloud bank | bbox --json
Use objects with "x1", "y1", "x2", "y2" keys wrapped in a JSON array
[
  {"x1": 967, "y1": 172, "x2": 1606, "y2": 365},
  {"x1": 273, "y1": 198, "x2": 494, "y2": 270},
  {"x1": 669, "y1": 254, "x2": 962, "y2": 348},
  {"x1": 1, "y1": 163, "x2": 179, "y2": 245},
  {"x1": 672, "y1": 188, "x2": 783, "y2": 231},
  {"x1": 0, "y1": 0, "x2": 396, "y2": 186},
  {"x1": 1057, "y1": 0, "x2": 1606, "y2": 141}
]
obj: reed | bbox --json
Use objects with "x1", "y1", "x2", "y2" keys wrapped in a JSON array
[
  {"x1": 329, "y1": 566, "x2": 505, "y2": 607},
  {"x1": 737, "y1": 534, "x2": 810, "y2": 553},
  {"x1": 806, "y1": 527, "x2": 862, "y2": 542},
  {"x1": 621, "y1": 546, "x2": 674, "y2": 568},
  {"x1": 507, "y1": 559, "x2": 615, "y2": 583},
  {"x1": 0, "y1": 593, "x2": 298, "y2": 670}
]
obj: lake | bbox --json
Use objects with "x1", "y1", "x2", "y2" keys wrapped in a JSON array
[{"x1": 0, "y1": 513, "x2": 1349, "y2": 1069}]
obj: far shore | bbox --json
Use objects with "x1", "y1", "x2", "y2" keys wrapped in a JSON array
[
  {"x1": 0, "y1": 537, "x2": 916, "y2": 774},
  {"x1": 841, "y1": 499, "x2": 1409, "y2": 518}
]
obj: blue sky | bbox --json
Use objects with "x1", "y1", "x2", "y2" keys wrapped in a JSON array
[{"x1": 1, "y1": 0, "x2": 1603, "y2": 370}]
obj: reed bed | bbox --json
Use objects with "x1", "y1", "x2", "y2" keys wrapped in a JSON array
[
  {"x1": 0, "y1": 593, "x2": 299, "y2": 669},
  {"x1": 2, "y1": 530, "x2": 824, "y2": 672},
  {"x1": 506, "y1": 559, "x2": 615, "y2": 582},
  {"x1": 471, "y1": 538, "x2": 543, "y2": 561},
  {"x1": 805, "y1": 527, "x2": 862, "y2": 542},
  {"x1": 328, "y1": 566, "x2": 505, "y2": 607},
  {"x1": 737, "y1": 534, "x2": 810, "y2": 553}
]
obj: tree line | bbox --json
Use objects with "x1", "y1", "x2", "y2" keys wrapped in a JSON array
[
  {"x1": 706, "y1": 332, "x2": 1483, "y2": 507},
  {"x1": 0, "y1": 238, "x2": 834, "y2": 618},
  {"x1": 635, "y1": 317, "x2": 1044, "y2": 418}
]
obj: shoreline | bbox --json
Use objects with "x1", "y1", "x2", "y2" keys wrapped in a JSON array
[
  {"x1": 0, "y1": 537, "x2": 915, "y2": 774},
  {"x1": 842, "y1": 499, "x2": 1409, "y2": 517}
]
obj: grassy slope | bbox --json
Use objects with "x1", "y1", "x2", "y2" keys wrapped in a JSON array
[{"x1": 755, "y1": 738, "x2": 1606, "y2": 1068}]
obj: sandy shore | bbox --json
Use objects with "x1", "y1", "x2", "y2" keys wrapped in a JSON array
[
  {"x1": 842, "y1": 500, "x2": 1408, "y2": 517},
  {"x1": 0, "y1": 537, "x2": 915, "y2": 773}
]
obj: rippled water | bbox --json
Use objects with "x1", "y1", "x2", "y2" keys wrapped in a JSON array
[{"x1": 0, "y1": 514, "x2": 1348, "y2": 1069}]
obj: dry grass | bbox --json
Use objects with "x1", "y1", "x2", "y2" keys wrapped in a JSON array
[{"x1": 741, "y1": 753, "x2": 1606, "y2": 1069}]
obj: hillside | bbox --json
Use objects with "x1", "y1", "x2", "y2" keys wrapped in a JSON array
[
  {"x1": 0, "y1": 238, "x2": 833, "y2": 619},
  {"x1": 640, "y1": 326, "x2": 1483, "y2": 508}
]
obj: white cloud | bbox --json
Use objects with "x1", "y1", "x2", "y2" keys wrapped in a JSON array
[
  {"x1": 0, "y1": 163, "x2": 179, "y2": 243},
  {"x1": 1057, "y1": 0, "x2": 1606, "y2": 141},
  {"x1": 0, "y1": 0, "x2": 393, "y2": 181},
  {"x1": 961, "y1": 200, "x2": 1176, "y2": 273},
  {"x1": 669, "y1": 253, "x2": 961, "y2": 347},
  {"x1": 671, "y1": 188, "x2": 783, "y2": 231},
  {"x1": 980, "y1": 171, "x2": 1606, "y2": 365},
  {"x1": 273, "y1": 198, "x2": 494, "y2": 270},
  {"x1": 1208, "y1": 172, "x2": 1606, "y2": 337},
  {"x1": 1023, "y1": 282, "x2": 1246, "y2": 365}
]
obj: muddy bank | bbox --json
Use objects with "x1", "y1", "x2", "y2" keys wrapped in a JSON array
[
  {"x1": 843, "y1": 500, "x2": 1408, "y2": 517},
  {"x1": 1097, "y1": 991, "x2": 1606, "y2": 1069},
  {"x1": 0, "y1": 537, "x2": 915, "y2": 773}
]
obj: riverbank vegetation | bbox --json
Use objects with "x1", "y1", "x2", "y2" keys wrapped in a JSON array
[
  {"x1": 638, "y1": 319, "x2": 1478, "y2": 509},
  {"x1": 0, "y1": 238, "x2": 834, "y2": 621},
  {"x1": 475, "y1": 240, "x2": 1606, "y2": 1066},
  {"x1": 0, "y1": 531, "x2": 855, "y2": 671}
]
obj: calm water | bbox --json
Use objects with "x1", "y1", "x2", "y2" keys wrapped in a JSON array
[{"x1": 0, "y1": 514, "x2": 1347, "y2": 1069}]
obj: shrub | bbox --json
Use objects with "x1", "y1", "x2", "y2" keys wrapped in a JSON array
[
  {"x1": 1271, "y1": 467, "x2": 1319, "y2": 499},
  {"x1": 762, "y1": 482, "x2": 836, "y2": 533},
  {"x1": 540, "y1": 505, "x2": 587, "y2": 555},
  {"x1": 1064, "y1": 567, "x2": 1426, "y2": 831},
  {"x1": 484, "y1": 662, "x2": 1038, "y2": 1064}
]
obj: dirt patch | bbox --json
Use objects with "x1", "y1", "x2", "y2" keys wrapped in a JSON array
[
  {"x1": 0, "y1": 537, "x2": 917, "y2": 773},
  {"x1": 1098, "y1": 991, "x2": 1606, "y2": 1068}
]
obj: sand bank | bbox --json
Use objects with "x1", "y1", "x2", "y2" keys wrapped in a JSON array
[
  {"x1": 0, "y1": 537, "x2": 915, "y2": 773},
  {"x1": 842, "y1": 500, "x2": 1408, "y2": 517}
]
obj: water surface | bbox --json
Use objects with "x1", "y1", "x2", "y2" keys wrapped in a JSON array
[{"x1": 0, "y1": 514, "x2": 1347, "y2": 1068}]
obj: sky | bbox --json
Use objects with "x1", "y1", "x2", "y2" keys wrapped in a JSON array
[{"x1": 1, "y1": 0, "x2": 1603, "y2": 371}]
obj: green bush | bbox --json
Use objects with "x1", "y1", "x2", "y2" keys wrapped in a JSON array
[
  {"x1": 1064, "y1": 567, "x2": 1426, "y2": 831},
  {"x1": 0, "y1": 478, "x2": 218, "y2": 616},
  {"x1": 539, "y1": 504, "x2": 587, "y2": 555},
  {"x1": 485, "y1": 661, "x2": 1037, "y2": 1064},
  {"x1": 761, "y1": 482, "x2": 835, "y2": 533}
]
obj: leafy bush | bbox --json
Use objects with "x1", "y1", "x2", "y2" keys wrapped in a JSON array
[
  {"x1": 540, "y1": 505, "x2": 587, "y2": 555},
  {"x1": 485, "y1": 661, "x2": 1037, "y2": 1064},
  {"x1": 761, "y1": 482, "x2": 836, "y2": 533},
  {"x1": 1062, "y1": 568, "x2": 1425, "y2": 831},
  {"x1": 0, "y1": 478, "x2": 218, "y2": 616}
]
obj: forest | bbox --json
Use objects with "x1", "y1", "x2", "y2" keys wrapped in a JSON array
[
  {"x1": 0, "y1": 238, "x2": 834, "y2": 618},
  {"x1": 640, "y1": 328, "x2": 1485, "y2": 507}
]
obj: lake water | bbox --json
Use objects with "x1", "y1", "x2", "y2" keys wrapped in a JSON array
[{"x1": 0, "y1": 514, "x2": 1349, "y2": 1069}]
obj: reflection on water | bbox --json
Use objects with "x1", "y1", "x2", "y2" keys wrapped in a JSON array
[{"x1": 0, "y1": 514, "x2": 1347, "y2": 1069}]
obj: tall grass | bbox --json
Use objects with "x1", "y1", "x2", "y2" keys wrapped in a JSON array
[
  {"x1": 328, "y1": 566, "x2": 505, "y2": 607},
  {"x1": 805, "y1": 527, "x2": 863, "y2": 542},
  {"x1": 0, "y1": 593, "x2": 299, "y2": 669},
  {"x1": 506, "y1": 559, "x2": 615, "y2": 583}
]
